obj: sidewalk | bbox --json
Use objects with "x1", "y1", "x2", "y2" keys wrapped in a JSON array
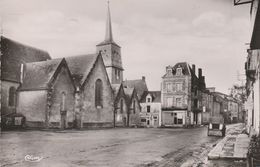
[{"x1": 208, "y1": 123, "x2": 250, "y2": 160}]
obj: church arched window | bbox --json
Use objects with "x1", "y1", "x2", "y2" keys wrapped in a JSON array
[
  {"x1": 61, "y1": 91, "x2": 66, "y2": 111},
  {"x1": 133, "y1": 100, "x2": 136, "y2": 114},
  {"x1": 9, "y1": 87, "x2": 16, "y2": 107},
  {"x1": 95, "y1": 79, "x2": 103, "y2": 108},
  {"x1": 120, "y1": 99, "x2": 123, "y2": 113}
]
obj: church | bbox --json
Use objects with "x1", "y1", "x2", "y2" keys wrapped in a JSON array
[{"x1": 1, "y1": 3, "x2": 145, "y2": 129}]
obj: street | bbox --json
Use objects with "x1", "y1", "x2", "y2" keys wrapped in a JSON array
[{"x1": 0, "y1": 127, "x2": 223, "y2": 167}]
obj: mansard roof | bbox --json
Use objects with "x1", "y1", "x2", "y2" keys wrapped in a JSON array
[
  {"x1": 122, "y1": 78, "x2": 148, "y2": 100},
  {"x1": 163, "y1": 62, "x2": 199, "y2": 79},
  {"x1": 20, "y1": 58, "x2": 73, "y2": 90},
  {"x1": 1, "y1": 36, "x2": 51, "y2": 83},
  {"x1": 172, "y1": 62, "x2": 191, "y2": 76},
  {"x1": 140, "y1": 91, "x2": 161, "y2": 103},
  {"x1": 65, "y1": 54, "x2": 98, "y2": 87}
]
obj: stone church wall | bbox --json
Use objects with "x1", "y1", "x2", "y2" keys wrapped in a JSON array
[
  {"x1": 48, "y1": 66, "x2": 75, "y2": 128},
  {"x1": 17, "y1": 90, "x2": 47, "y2": 128},
  {"x1": 1, "y1": 81, "x2": 20, "y2": 116},
  {"x1": 81, "y1": 56, "x2": 114, "y2": 128}
]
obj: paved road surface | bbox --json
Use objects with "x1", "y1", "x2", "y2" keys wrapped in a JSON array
[{"x1": 0, "y1": 127, "x2": 221, "y2": 167}]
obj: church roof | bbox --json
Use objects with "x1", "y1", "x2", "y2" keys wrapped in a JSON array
[
  {"x1": 123, "y1": 87, "x2": 134, "y2": 102},
  {"x1": 20, "y1": 59, "x2": 63, "y2": 90},
  {"x1": 65, "y1": 54, "x2": 98, "y2": 87},
  {"x1": 140, "y1": 91, "x2": 161, "y2": 103},
  {"x1": 111, "y1": 83, "x2": 121, "y2": 97},
  {"x1": 123, "y1": 78, "x2": 148, "y2": 100},
  {"x1": 1, "y1": 36, "x2": 51, "y2": 83}
]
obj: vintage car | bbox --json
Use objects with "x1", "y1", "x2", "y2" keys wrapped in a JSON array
[{"x1": 208, "y1": 116, "x2": 226, "y2": 137}]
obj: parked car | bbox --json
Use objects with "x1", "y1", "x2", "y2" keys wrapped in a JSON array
[{"x1": 208, "y1": 116, "x2": 226, "y2": 137}]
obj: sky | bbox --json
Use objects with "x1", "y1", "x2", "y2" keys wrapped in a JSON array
[{"x1": 0, "y1": 0, "x2": 252, "y2": 94}]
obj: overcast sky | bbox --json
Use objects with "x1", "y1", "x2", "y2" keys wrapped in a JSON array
[{"x1": 0, "y1": 0, "x2": 252, "y2": 94}]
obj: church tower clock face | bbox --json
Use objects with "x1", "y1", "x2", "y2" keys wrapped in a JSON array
[{"x1": 96, "y1": 2, "x2": 123, "y2": 84}]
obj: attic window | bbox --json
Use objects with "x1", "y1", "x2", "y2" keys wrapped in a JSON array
[
  {"x1": 176, "y1": 67, "x2": 182, "y2": 76},
  {"x1": 147, "y1": 97, "x2": 151, "y2": 103}
]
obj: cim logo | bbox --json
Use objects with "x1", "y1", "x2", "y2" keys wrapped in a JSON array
[{"x1": 24, "y1": 155, "x2": 43, "y2": 162}]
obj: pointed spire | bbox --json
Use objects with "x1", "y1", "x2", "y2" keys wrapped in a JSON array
[{"x1": 104, "y1": 0, "x2": 114, "y2": 43}]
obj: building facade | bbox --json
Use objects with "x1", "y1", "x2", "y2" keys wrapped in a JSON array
[
  {"x1": 113, "y1": 84, "x2": 128, "y2": 127},
  {"x1": 17, "y1": 59, "x2": 75, "y2": 129},
  {"x1": 140, "y1": 91, "x2": 161, "y2": 127},
  {"x1": 161, "y1": 63, "x2": 206, "y2": 127}
]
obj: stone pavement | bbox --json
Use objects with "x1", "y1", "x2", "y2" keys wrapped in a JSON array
[{"x1": 208, "y1": 123, "x2": 250, "y2": 160}]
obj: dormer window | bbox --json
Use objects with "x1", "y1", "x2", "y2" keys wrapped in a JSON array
[
  {"x1": 166, "y1": 66, "x2": 172, "y2": 75},
  {"x1": 147, "y1": 97, "x2": 151, "y2": 103},
  {"x1": 176, "y1": 67, "x2": 182, "y2": 76}
]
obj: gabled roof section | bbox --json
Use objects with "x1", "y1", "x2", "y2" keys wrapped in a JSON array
[
  {"x1": 123, "y1": 78, "x2": 148, "y2": 100},
  {"x1": 140, "y1": 91, "x2": 161, "y2": 103},
  {"x1": 65, "y1": 54, "x2": 98, "y2": 87},
  {"x1": 1, "y1": 36, "x2": 51, "y2": 82},
  {"x1": 20, "y1": 58, "x2": 63, "y2": 90},
  {"x1": 111, "y1": 83, "x2": 121, "y2": 97},
  {"x1": 123, "y1": 87, "x2": 134, "y2": 102}
]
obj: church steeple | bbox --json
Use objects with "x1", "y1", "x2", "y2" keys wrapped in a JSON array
[
  {"x1": 104, "y1": 1, "x2": 113, "y2": 43},
  {"x1": 96, "y1": 1, "x2": 123, "y2": 84}
]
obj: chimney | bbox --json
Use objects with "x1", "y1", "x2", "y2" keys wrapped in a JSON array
[
  {"x1": 20, "y1": 63, "x2": 24, "y2": 84},
  {"x1": 202, "y1": 76, "x2": 206, "y2": 88},
  {"x1": 198, "y1": 68, "x2": 202, "y2": 78},
  {"x1": 142, "y1": 76, "x2": 145, "y2": 81},
  {"x1": 192, "y1": 64, "x2": 196, "y2": 75}
]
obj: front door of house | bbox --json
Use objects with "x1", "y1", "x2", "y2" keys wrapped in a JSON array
[{"x1": 153, "y1": 119, "x2": 158, "y2": 127}]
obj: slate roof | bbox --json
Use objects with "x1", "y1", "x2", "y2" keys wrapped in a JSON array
[
  {"x1": 172, "y1": 62, "x2": 191, "y2": 76},
  {"x1": 65, "y1": 54, "x2": 98, "y2": 86},
  {"x1": 122, "y1": 79, "x2": 148, "y2": 100},
  {"x1": 111, "y1": 84, "x2": 121, "y2": 97},
  {"x1": 20, "y1": 59, "x2": 62, "y2": 90},
  {"x1": 140, "y1": 91, "x2": 161, "y2": 103},
  {"x1": 162, "y1": 62, "x2": 200, "y2": 81},
  {"x1": 1, "y1": 36, "x2": 51, "y2": 82},
  {"x1": 123, "y1": 87, "x2": 134, "y2": 103}
]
